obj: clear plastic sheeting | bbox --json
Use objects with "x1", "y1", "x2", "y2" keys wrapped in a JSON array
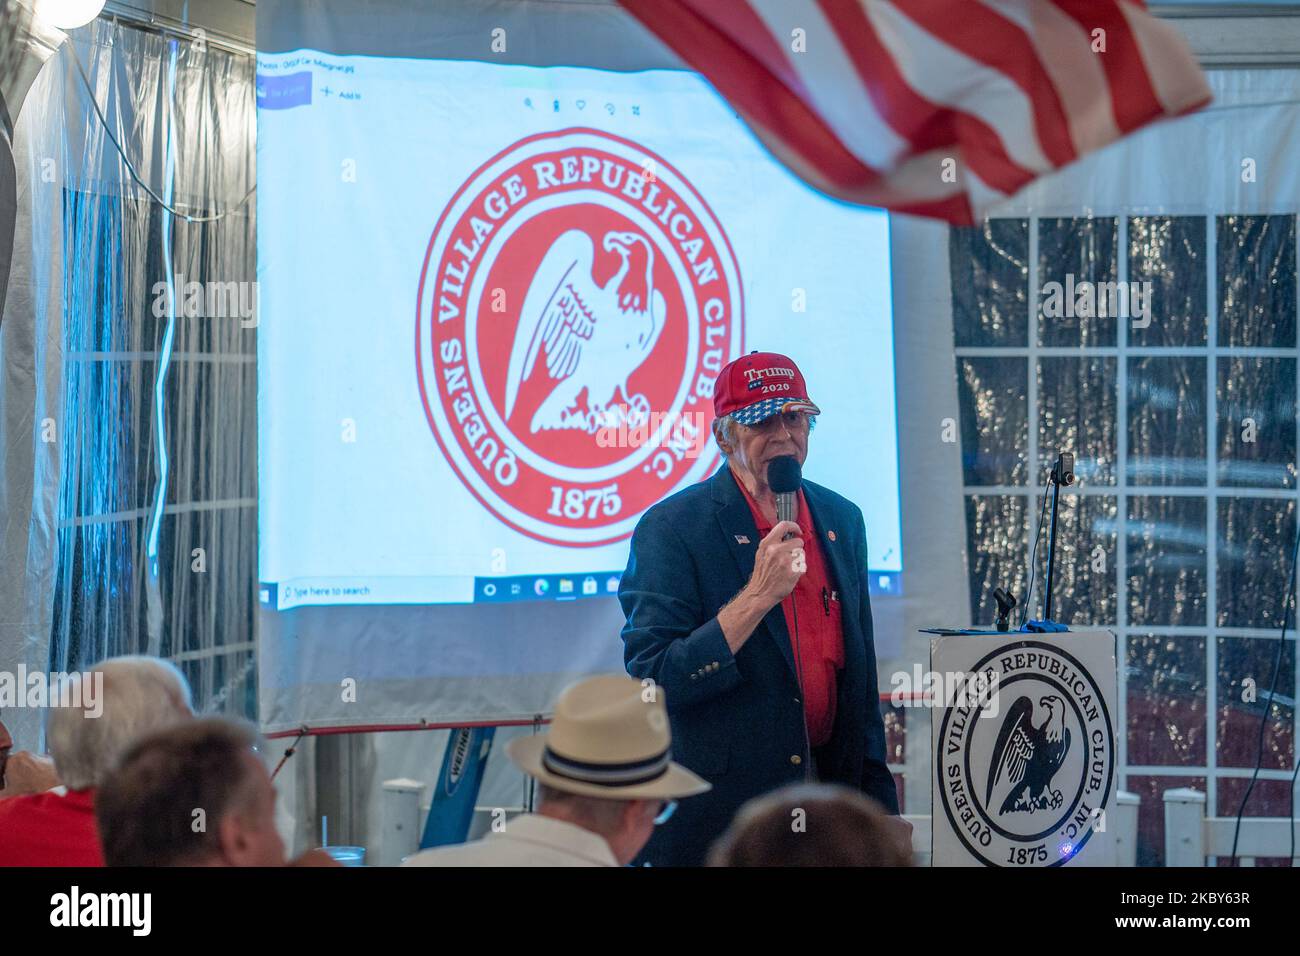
[
  {"x1": 954, "y1": 210, "x2": 1297, "y2": 861},
  {"x1": 953, "y1": 217, "x2": 1298, "y2": 629},
  {"x1": 0, "y1": 18, "x2": 256, "y2": 725},
  {"x1": 944, "y1": 64, "x2": 1300, "y2": 864},
  {"x1": 949, "y1": 218, "x2": 1028, "y2": 348},
  {"x1": 950, "y1": 66, "x2": 1300, "y2": 864}
]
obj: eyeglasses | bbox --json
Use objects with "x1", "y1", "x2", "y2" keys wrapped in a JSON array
[
  {"x1": 746, "y1": 411, "x2": 812, "y2": 435},
  {"x1": 653, "y1": 800, "x2": 678, "y2": 825}
]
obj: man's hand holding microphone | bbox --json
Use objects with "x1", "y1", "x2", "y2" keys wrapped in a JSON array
[{"x1": 719, "y1": 520, "x2": 805, "y2": 653}]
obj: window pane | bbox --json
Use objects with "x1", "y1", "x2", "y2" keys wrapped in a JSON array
[
  {"x1": 1038, "y1": 356, "x2": 1117, "y2": 485},
  {"x1": 165, "y1": 358, "x2": 258, "y2": 504},
  {"x1": 61, "y1": 357, "x2": 158, "y2": 516},
  {"x1": 1216, "y1": 214, "x2": 1296, "y2": 349},
  {"x1": 157, "y1": 507, "x2": 257, "y2": 663},
  {"x1": 50, "y1": 517, "x2": 151, "y2": 666},
  {"x1": 1216, "y1": 356, "x2": 1297, "y2": 489},
  {"x1": 1127, "y1": 356, "x2": 1207, "y2": 486},
  {"x1": 1030, "y1": 492, "x2": 1116, "y2": 626},
  {"x1": 179, "y1": 649, "x2": 257, "y2": 720},
  {"x1": 957, "y1": 357, "x2": 1028, "y2": 486},
  {"x1": 1126, "y1": 634, "x2": 1206, "y2": 766},
  {"x1": 1216, "y1": 497, "x2": 1296, "y2": 628},
  {"x1": 964, "y1": 494, "x2": 1028, "y2": 626},
  {"x1": 1038, "y1": 217, "x2": 1118, "y2": 347},
  {"x1": 950, "y1": 219, "x2": 1028, "y2": 347},
  {"x1": 1216, "y1": 635, "x2": 1295, "y2": 770},
  {"x1": 1129, "y1": 216, "x2": 1207, "y2": 347},
  {"x1": 1126, "y1": 496, "x2": 1207, "y2": 627}
]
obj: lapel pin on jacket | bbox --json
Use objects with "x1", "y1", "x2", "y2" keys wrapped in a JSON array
[
  {"x1": 734, "y1": 534, "x2": 750, "y2": 544},
  {"x1": 827, "y1": 530, "x2": 836, "y2": 542}
]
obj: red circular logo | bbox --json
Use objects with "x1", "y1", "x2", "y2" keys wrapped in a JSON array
[{"x1": 416, "y1": 129, "x2": 743, "y2": 547}]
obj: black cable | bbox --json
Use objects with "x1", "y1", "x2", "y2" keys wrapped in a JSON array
[
  {"x1": 1229, "y1": 508, "x2": 1299, "y2": 864},
  {"x1": 1020, "y1": 471, "x2": 1052, "y2": 628},
  {"x1": 1290, "y1": 756, "x2": 1300, "y2": 864},
  {"x1": 68, "y1": 38, "x2": 255, "y2": 223}
]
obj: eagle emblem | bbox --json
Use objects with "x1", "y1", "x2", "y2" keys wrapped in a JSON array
[
  {"x1": 504, "y1": 228, "x2": 666, "y2": 436},
  {"x1": 417, "y1": 129, "x2": 742, "y2": 546},
  {"x1": 985, "y1": 695, "x2": 1071, "y2": 815}
]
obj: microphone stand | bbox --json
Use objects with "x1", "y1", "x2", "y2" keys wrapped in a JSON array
[{"x1": 1042, "y1": 451, "x2": 1074, "y2": 623}]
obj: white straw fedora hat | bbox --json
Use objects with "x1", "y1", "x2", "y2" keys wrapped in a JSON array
[{"x1": 507, "y1": 675, "x2": 710, "y2": 801}]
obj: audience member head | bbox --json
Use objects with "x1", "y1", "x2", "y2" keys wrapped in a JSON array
[
  {"x1": 508, "y1": 675, "x2": 710, "y2": 865},
  {"x1": 46, "y1": 655, "x2": 193, "y2": 791},
  {"x1": 532, "y1": 782, "x2": 665, "y2": 865},
  {"x1": 96, "y1": 717, "x2": 286, "y2": 867},
  {"x1": 707, "y1": 783, "x2": 913, "y2": 867}
]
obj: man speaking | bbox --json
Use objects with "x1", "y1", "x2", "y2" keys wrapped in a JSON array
[{"x1": 618, "y1": 351, "x2": 903, "y2": 866}]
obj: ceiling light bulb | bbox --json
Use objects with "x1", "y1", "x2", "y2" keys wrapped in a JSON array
[{"x1": 35, "y1": 0, "x2": 107, "y2": 31}]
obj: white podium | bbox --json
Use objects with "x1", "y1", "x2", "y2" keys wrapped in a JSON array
[{"x1": 927, "y1": 629, "x2": 1118, "y2": 867}]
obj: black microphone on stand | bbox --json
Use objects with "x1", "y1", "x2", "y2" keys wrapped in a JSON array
[
  {"x1": 993, "y1": 587, "x2": 1017, "y2": 632},
  {"x1": 1042, "y1": 450, "x2": 1075, "y2": 623},
  {"x1": 769, "y1": 455, "x2": 802, "y2": 539}
]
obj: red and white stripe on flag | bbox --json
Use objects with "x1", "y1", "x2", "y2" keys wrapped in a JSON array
[{"x1": 617, "y1": 0, "x2": 1211, "y2": 223}]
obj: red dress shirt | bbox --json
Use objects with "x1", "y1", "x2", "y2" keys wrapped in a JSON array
[
  {"x1": 0, "y1": 787, "x2": 104, "y2": 866},
  {"x1": 734, "y1": 472, "x2": 845, "y2": 747}
]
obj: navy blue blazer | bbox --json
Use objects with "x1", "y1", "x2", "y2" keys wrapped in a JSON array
[{"x1": 618, "y1": 465, "x2": 898, "y2": 866}]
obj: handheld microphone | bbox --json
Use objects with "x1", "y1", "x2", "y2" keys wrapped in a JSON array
[
  {"x1": 766, "y1": 453, "x2": 811, "y2": 780},
  {"x1": 768, "y1": 456, "x2": 802, "y2": 539}
]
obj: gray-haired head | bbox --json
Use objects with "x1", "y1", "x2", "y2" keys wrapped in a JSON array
[
  {"x1": 712, "y1": 414, "x2": 740, "y2": 459},
  {"x1": 46, "y1": 656, "x2": 193, "y2": 790}
]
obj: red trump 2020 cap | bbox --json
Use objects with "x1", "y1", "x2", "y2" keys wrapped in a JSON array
[{"x1": 713, "y1": 351, "x2": 821, "y2": 426}]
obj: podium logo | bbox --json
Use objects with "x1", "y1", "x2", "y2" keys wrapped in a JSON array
[
  {"x1": 415, "y1": 127, "x2": 742, "y2": 547},
  {"x1": 936, "y1": 641, "x2": 1114, "y2": 867},
  {"x1": 888, "y1": 665, "x2": 1000, "y2": 715}
]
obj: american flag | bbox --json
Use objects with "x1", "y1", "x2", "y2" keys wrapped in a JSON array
[{"x1": 617, "y1": 0, "x2": 1211, "y2": 223}]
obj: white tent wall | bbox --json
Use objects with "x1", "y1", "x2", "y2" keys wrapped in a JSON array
[{"x1": 0, "y1": 20, "x2": 69, "y2": 753}]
